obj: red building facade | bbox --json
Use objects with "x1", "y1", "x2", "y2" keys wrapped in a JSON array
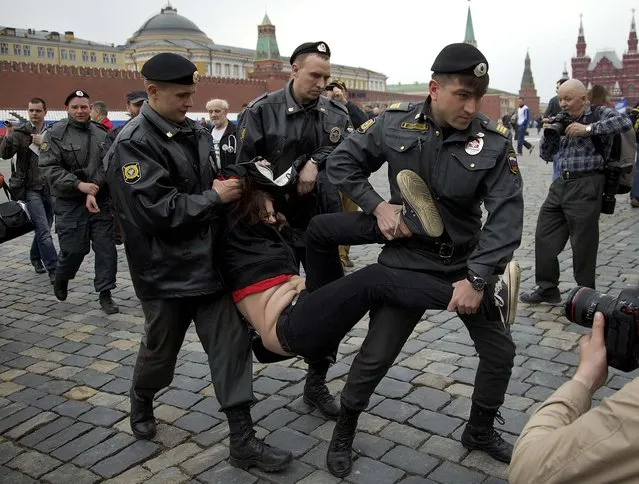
[{"x1": 572, "y1": 12, "x2": 639, "y2": 106}]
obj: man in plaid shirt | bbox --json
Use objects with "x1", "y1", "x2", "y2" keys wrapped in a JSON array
[{"x1": 521, "y1": 79, "x2": 632, "y2": 304}]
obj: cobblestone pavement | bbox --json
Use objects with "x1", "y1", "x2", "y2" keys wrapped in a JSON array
[{"x1": 1, "y1": 138, "x2": 639, "y2": 483}]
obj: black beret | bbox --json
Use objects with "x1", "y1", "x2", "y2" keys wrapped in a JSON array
[
  {"x1": 431, "y1": 43, "x2": 489, "y2": 78},
  {"x1": 290, "y1": 41, "x2": 331, "y2": 65},
  {"x1": 64, "y1": 89, "x2": 90, "y2": 106},
  {"x1": 141, "y1": 53, "x2": 200, "y2": 85},
  {"x1": 126, "y1": 90, "x2": 148, "y2": 104},
  {"x1": 326, "y1": 79, "x2": 347, "y2": 92}
]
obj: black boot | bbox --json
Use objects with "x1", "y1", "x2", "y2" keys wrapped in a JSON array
[
  {"x1": 48, "y1": 270, "x2": 56, "y2": 285},
  {"x1": 99, "y1": 290, "x2": 120, "y2": 315},
  {"x1": 130, "y1": 389, "x2": 156, "y2": 439},
  {"x1": 32, "y1": 260, "x2": 46, "y2": 274},
  {"x1": 53, "y1": 277, "x2": 68, "y2": 301},
  {"x1": 326, "y1": 405, "x2": 360, "y2": 478},
  {"x1": 461, "y1": 402, "x2": 513, "y2": 463},
  {"x1": 303, "y1": 358, "x2": 340, "y2": 419},
  {"x1": 226, "y1": 405, "x2": 292, "y2": 472}
]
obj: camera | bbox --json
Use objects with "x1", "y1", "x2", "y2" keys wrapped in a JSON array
[
  {"x1": 565, "y1": 287, "x2": 639, "y2": 372},
  {"x1": 544, "y1": 111, "x2": 573, "y2": 137},
  {"x1": 3, "y1": 119, "x2": 20, "y2": 128},
  {"x1": 601, "y1": 165, "x2": 621, "y2": 214}
]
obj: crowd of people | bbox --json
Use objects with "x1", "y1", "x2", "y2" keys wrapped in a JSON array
[{"x1": 1, "y1": 37, "x2": 638, "y2": 481}]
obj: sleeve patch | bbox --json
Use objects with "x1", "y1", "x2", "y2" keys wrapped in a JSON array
[
  {"x1": 122, "y1": 162, "x2": 141, "y2": 184},
  {"x1": 358, "y1": 118, "x2": 375, "y2": 133},
  {"x1": 507, "y1": 150, "x2": 519, "y2": 175}
]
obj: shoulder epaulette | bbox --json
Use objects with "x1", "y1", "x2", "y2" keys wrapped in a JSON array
[
  {"x1": 480, "y1": 115, "x2": 511, "y2": 139},
  {"x1": 386, "y1": 102, "x2": 412, "y2": 112},
  {"x1": 328, "y1": 98, "x2": 349, "y2": 114},
  {"x1": 91, "y1": 121, "x2": 108, "y2": 132},
  {"x1": 247, "y1": 92, "x2": 268, "y2": 108},
  {"x1": 46, "y1": 119, "x2": 68, "y2": 137}
]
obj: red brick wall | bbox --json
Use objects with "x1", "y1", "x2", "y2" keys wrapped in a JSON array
[
  {"x1": 0, "y1": 62, "x2": 268, "y2": 112},
  {"x1": 479, "y1": 95, "x2": 501, "y2": 121}
]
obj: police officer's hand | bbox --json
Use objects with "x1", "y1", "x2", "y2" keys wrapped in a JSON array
[
  {"x1": 565, "y1": 122, "x2": 589, "y2": 137},
  {"x1": 85, "y1": 194, "x2": 100, "y2": 213},
  {"x1": 297, "y1": 160, "x2": 318, "y2": 195},
  {"x1": 573, "y1": 312, "x2": 608, "y2": 395},
  {"x1": 31, "y1": 134, "x2": 43, "y2": 146},
  {"x1": 213, "y1": 178, "x2": 242, "y2": 203},
  {"x1": 447, "y1": 279, "x2": 483, "y2": 314},
  {"x1": 78, "y1": 182, "x2": 99, "y2": 196},
  {"x1": 373, "y1": 201, "x2": 412, "y2": 240}
]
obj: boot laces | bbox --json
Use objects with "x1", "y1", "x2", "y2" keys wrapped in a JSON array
[
  {"x1": 495, "y1": 411, "x2": 505, "y2": 426},
  {"x1": 313, "y1": 383, "x2": 335, "y2": 405}
]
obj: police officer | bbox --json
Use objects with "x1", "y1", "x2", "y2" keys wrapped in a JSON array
[
  {"x1": 39, "y1": 89, "x2": 119, "y2": 314},
  {"x1": 236, "y1": 41, "x2": 352, "y2": 420},
  {"x1": 104, "y1": 53, "x2": 292, "y2": 472},
  {"x1": 318, "y1": 43, "x2": 524, "y2": 476}
]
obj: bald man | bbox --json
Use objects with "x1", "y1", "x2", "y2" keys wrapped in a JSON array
[{"x1": 520, "y1": 79, "x2": 632, "y2": 304}]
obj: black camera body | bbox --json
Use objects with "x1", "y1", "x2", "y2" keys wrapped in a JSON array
[
  {"x1": 565, "y1": 287, "x2": 639, "y2": 372},
  {"x1": 544, "y1": 111, "x2": 573, "y2": 137}
]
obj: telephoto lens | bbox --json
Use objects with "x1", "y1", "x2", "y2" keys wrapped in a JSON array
[{"x1": 564, "y1": 287, "x2": 615, "y2": 328}]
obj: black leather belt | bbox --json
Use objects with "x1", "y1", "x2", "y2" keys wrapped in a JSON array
[
  {"x1": 416, "y1": 238, "x2": 477, "y2": 264},
  {"x1": 560, "y1": 170, "x2": 602, "y2": 181}
]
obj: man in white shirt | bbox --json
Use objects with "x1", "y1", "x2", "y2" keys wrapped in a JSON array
[
  {"x1": 206, "y1": 99, "x2": 237, "y2": 169},
  {"x1": 516, "y1": 97, "x2": 534, "y2": 155}
]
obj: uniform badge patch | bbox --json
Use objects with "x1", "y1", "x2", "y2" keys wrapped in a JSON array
[
  {"x1": 388, "y1": 103, "x2": 401, "y2": 109},
  {"x1": 40, "y1": 141, "x2": 48, "y2": 152},
  {"x1": 465, "y1": 137, "x2": 484, "y2": 156},
  {"x1": 329, "y1": 127, "x2": 341, "y2": 143},
  {"x1": 400, "y1": 122, "x2": 428, "y2": 131},
  {"x1": 495, "y1": 122, "x2": 508, "y2": 135},
  {"x1": 508, "y1": 151, "x2": 519, "y2": 175},
  {"x1": 358, "y1": 118, "x2": 375, "y2": 133},
  {"x1": 122, "y1": 162, "x2": 141, "y2": 184}
]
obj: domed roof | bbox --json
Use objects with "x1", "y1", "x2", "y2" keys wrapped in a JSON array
[{"x1": 132, "y1": 4, "x2": 206, "y2": 37}]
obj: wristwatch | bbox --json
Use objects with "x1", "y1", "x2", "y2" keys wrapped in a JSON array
[
  {"x1": 466, "y1": 273, "x2": 487, "y2": 292},
  {"x1": 585, "y1": 124, "x2": 592, "y2": 134}
]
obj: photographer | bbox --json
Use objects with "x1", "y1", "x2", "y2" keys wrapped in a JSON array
[
  {"x1": 509, "y1": 312, "x2": 639, "y2": 483},
  {"x1": 520, "y1": 79, "x2": 632, "y2": 304}
]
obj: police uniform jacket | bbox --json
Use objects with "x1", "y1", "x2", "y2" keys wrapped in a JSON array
[
  {"x1": 327, "y1": 100, "x2": 524, "y2": 281},
  {"x1": 0, "y1": 122, "x2": 47, "y2": 191},
  {"x1": 236, "y1": 80, "x2": 352, "y2": 177},
  {"x1": 104, "y1": 102, "x2": 224, "y2": 300},
  {"x1": 39, "y1": 118, "x2": 107, "y2": 200}
]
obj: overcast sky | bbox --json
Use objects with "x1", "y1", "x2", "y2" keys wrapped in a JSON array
[{"x1": 3, "y1": 0, "x2": 637, "y2": 102}]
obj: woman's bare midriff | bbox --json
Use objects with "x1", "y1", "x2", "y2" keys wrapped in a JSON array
[{"x1": 236, "y1": 275, "x2": 305, "y2": 356}]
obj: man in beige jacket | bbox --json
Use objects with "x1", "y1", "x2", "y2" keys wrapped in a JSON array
[{"x1": 509, "y1": 312, "x2": 639, "y2": 483}]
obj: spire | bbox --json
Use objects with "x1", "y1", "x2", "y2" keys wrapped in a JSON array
[
  {"x1": 464, "y1": 2, "x2": 477, "y2": 47},
  {"x1": 255, "y1": 14, "x2": 281, "y2": 64},
  {"x1": 628, "y1": 8, "x2": 638, "y2": 53},
  {"x1": 520, "y1": 50, "x2": 535, "y2": 88},
  {"x1": 261, "y1": 11, "x2": 272, "y2": 26},
  {"x1": 561, "y1": 62, "x2": 569, "y2": 81},
  {"x1": 576, "y1": 13, "x2": 587, "y2": 57}
]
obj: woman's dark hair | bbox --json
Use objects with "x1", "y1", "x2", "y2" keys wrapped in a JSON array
[{"x1": 229, "y1": 178, "x2": 273, "y2": 225}]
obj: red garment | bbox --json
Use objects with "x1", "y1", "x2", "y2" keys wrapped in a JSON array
[
  {"x1": 232, "y1": 274, "x2": 293, "y2": 303},
  {"x1": 100, "y1": 117, "x2": 113, "y2": 132}
]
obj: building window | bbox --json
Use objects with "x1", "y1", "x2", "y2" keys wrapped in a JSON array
[
  {"x1": 110, "y1": 54, "x2": 116, "y2": 64},
  {"x1": 103, "y1": 53, "x2": 109, "y2": 63},
  {"x1": 233, "y1": 65, "x2": 239, "y2": 77},
  {"x1": 82, "y1": 50, "x2": 88, "y2": 61},
  {"x1": 224, "y1": 64, "x2": 230, "y2": 77},
  {"x1": 37, "y1": 46, "x2": 44, "y2": 57},
  {"x1": 1, "y1": 43, "x2": 8, "y2": 55},
  {"x1": 23, "y1": 45, "x2": 31, "y2": 57},
  {"x1": 69, "y1": 50, "x2": 76, "y2": 61},
  {"x1": 13, "y1": 44, "x2": 21, "y2": 56},
  {"x1": 47, "y1": 48, "x2": 54, "y2": 59},
  {"x1": 215, "y1": 63, "x2": 221, "y2": 75},
  {"x1": 90, "y1": 52, "x2": 96, "y2": 63},
  {"x1": 61, "y1": 49, "x2": 68, "y2": 60}
]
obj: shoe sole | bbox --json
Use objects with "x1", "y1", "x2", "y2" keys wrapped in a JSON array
[
  {"x1": 504, "y1": 261, "x2": 521, "y2": 325},
  {"x1": 396, "y1": 170, "x2": 444, "y2": 238},
  {"x1": 229, "y1": 453, "x2": 293, "y2": 472},
  {"x1": 303, "y1": 395, "x2": 339, "y2": 420},
  {"x1": 461, "y1": 439, "x2": 511, "y2": 464},
  {"x1": 131, "y1": 426, "x2": 156, "y2": 440}
]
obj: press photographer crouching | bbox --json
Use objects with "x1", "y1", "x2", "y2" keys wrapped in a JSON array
[
  {"x1": 520, "y1": 79, "x2": 632, "y2": 304},
  {"x1": 509, "y1": 287, "x2": 639, "y2": 483}
]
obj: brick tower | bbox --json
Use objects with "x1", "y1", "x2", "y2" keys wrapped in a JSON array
[
  {"x1": 518, "y1": 50, "x2": 540, "y2": 116},
  {"x1": 249, "y1": 13, "x2": 289, "y2": 92}
]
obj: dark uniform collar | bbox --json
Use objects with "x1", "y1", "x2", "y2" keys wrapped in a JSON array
[
  {"x1": 284, "y1": 80, "x2": 328, "y2": 116},
  {"x1": 416, "y1": 96, "x2": 487, "y2": 143},
  {"x1": 141, "y1": 102, "x2": 194, "y2": 139}
]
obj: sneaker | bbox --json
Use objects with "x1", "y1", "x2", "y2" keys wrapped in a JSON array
[
  {"x1": 494, "y1": 260, "x2": 521, "y2": 325},
  {"x1": 396, "y1": 170, "x2": 444, "y2": 238},
  {"x1": 519, "y1": 286, "x2": 561, "y2": 304},
  {"x1": 631, "y1": 198, "x2": 639, "y2": 208}
]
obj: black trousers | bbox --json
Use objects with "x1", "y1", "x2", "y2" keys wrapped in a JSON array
[
  {"x1": 132, "y1": 293, "x2": 256, "y2": 411},
  {"x1": 54, "y1": 198, "x2": 117, "y2": 293},
  {"x1": 535, "y1": 174, "x2": 604, "y2": 290},
  {"x1": 304, "y1": 212, "x2": 515, "y2": 412}
]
